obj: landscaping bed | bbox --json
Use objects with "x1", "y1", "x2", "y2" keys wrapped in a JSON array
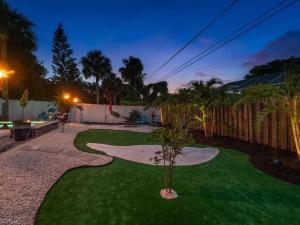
[{"x1": 191, "y1": 129, "x2": 300, "y2": 185}]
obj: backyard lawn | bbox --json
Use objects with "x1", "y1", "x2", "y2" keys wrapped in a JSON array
[{"x1": 36, "y1": 129, "x2": 300, "y2": 225}]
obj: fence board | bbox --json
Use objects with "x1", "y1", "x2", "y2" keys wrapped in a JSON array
[{"x1": 160, "y1": 104, "x2": 296, "y2": 152}]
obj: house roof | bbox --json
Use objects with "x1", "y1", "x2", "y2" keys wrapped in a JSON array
[{"x1": 224, "y1": 72, "x2": 284, "y2": 91}]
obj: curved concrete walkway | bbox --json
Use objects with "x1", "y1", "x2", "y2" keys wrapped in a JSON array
[
  {"x1": 87, "y1": 143, "x2": 219, "y2": 166},
  {"x1": 0, "y1": 123, "x2": 116, "y2": 225}
]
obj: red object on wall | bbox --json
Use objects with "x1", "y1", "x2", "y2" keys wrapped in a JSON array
[{"x1": 108, "y1": 102, "x2": 112, "y2": 113}]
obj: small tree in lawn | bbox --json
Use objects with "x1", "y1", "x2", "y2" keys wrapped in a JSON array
[
  {"x1": 151, "y1": 104, "x2": 193, "y2": 199},
  {"x1": 19, "y1": 89, "x2": 29, "y2": 121}
]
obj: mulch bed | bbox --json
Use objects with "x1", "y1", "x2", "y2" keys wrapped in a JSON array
[{"x1": 191, "y1": 129, "x2": 300, "y2": 185}]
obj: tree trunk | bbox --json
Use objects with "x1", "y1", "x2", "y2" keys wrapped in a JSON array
[
  {"x1": 209, "y1": 108, "x2": 216, "y2": 138},
  {"x1": 290, "y1": 100, "x2": 300, "y2": 160},
  {"x1": 96, "y1": 78, "x2": 100, "y2": 104}
]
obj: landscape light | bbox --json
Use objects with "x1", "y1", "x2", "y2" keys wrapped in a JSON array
[
  {"x1": 63, "y1": 93, "x2": 70, "y2": 100},
  {"x1": 0, "y1": 69, "x2": 14, "y2": 78},
  {"x1": 73, "y1": 97, "x2": 79, "y2": 103}
]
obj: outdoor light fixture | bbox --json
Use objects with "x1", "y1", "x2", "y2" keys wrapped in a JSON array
[
  {"x1": 0, "y1": 69, "x2": 14, "y2": 78},
  {"x1": 73, "y1": 97, "x2": 79, "y2": 103},
  {"x1": 63, "y1": 93, "x2": 70, "y2": 100}
]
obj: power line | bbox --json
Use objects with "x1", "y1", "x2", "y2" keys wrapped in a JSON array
[
  {"x1": 145, "y1": 0, "x2": 239, "y2": 81},
  {"x1": 155, "y1": 0, "x2": 298, "y2": 82},
  {"x1": 155, "y1": 0, "x2": 290, "y2": 82}
]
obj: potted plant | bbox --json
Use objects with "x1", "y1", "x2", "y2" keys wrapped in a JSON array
[{"x1": 13, "y1": 89, "x2": 31, "y2": 141}]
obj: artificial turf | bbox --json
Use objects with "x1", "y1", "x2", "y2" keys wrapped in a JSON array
[{"x1": 36, "y1": 129, "x2": 300, "y2": 225}]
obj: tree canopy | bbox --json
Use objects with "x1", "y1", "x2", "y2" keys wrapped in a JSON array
[
  {"x1": 244, "y1": 57, "x2": 300, "y2": 79},
  {"x1": 52, "y1": 23, "x2": 82, "y2": 93},
  {"x1": 81, "y1": 50, "x2": 112, "y2": 104},
  {"x1": 0, "y1": 0, "x2": 50, "y2": 100},
  {"x1": 119, "y1": 56, "x2": 146, "y2": 100}
]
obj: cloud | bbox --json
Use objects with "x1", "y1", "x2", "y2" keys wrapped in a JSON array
[
  {"x1": 243, "y1": 30, "x2": 300, "y2": 68},
  {"x1": 195, "y1": 71, "x2": 208, "y2": 77}
]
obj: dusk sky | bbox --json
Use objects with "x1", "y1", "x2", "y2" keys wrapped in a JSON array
[{"x1": 8, "y1": 0, "x2": 300, "y2": 92}]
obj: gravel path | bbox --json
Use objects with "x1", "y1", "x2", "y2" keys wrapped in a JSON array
[
  {"x1": 87, "y1": 143, "x2": 219, "y2": 166},
  {"x1": 0, "y1": 123, "x2": 114, "y2": 225}
]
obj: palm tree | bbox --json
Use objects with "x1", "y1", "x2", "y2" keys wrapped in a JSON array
[
  {"x1": 189, "y1": 77, "x2": 232, "y2": 138},
  {"x1": 119, "y1": 56, "x2": 145, "y2": 100},
  {"x1": 102, "y1": 73, "x2": 123, "y2": 105},
  {"x1": 81, "y1": 50, "x2": 112, "y2": 104},
  {"x1": 240, "y1": 69, "x2": 300, "y2": 159}
]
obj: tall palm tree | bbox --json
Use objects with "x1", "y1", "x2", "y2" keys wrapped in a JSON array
[
  {"x1": 81, "y1": 50, "x2": 112, "y2": 104},
  {"x1": 240, "y1": 69, "x2": 300, "y2": 159},
  {"x1": 102, "y1": 73, "x2": 123, "y2": 105},
  {"x1": 119, "y1": 56, "x2": 145, "y2": 100},
  {"x1": 189, "y1": 77, "x2": 232, "y2": 137}
]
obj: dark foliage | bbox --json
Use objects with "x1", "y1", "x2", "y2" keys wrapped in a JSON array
[
  {"x1": 51, "y1": 23, "x2": 82, "y2": 95},
  {"x1": 244, "y1": 57, "x2": 300, "y2": 79},
  {"x1": 0, "y1": 0, "x2": 52, "y2": 100}
]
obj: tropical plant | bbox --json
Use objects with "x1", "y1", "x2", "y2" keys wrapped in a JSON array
[
  {"x1": 102, "y1": 73, "x2": 123, "y2": 105},
  {"x1": 239, "y1": 69, "x2": 300, "y2": 159},
  {"x1": 119, "y1": 56, "x2": 146, "y2": 100},
  {"x1": 81, "y1": 50, "x2": 112, "y2": 104},
  {"x1": 188, "y1": 77, "x2": 232, "y2": 138},
  {"x1": 19, "y1": 89, "x2": 28, "y2": 121},
  {"x1": 151, "y1": 104, "x2": 193, "y2": 199}
]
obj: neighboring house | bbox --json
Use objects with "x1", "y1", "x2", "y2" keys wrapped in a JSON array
[{"x1": 224, "y1": 72, "x2": 285, "y2": 93}]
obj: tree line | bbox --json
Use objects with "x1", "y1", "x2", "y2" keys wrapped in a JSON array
[{"x1": 0, "y1": 0, "x2": 168, "y2": 104}]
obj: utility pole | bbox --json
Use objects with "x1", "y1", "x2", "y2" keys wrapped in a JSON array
[{"x1": 0, "y1": 33, "x2": 9, "y2": 120}]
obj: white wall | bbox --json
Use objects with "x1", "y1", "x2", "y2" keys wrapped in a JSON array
[
  {"x1": 69, "y1": 103, "x2": 160, "y2": 124},
  {"x1": 0, "y1": 99, "x2": 160, "y2": 124},
  {"x1": 0, "y1": 99, "x2": 56, "y2": 121}
]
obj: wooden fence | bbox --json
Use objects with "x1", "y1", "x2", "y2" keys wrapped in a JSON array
[{"x1": 160, "y1": 104, "x2": 296, "y2": 152}]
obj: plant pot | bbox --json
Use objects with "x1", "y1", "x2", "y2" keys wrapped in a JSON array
[{"x1": 13, "y1": 122, "x2": 31, "y2": 141}]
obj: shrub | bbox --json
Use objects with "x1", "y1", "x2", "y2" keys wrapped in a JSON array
[{"x1": 127, "y1": 109, "x2": 141, "y2": 123}]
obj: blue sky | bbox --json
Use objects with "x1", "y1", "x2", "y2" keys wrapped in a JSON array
[{"x1": 8, "y1": 0, "x2": 300, "y2": 91}]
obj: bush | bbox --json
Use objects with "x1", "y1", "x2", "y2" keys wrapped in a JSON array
[{"x1": 127, "y1": 109, "x2": 141, "y2": 123}]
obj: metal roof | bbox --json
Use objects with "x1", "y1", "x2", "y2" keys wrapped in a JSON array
[{"x1": 224, "y1": 72, "x2": 284, "y2": 92}]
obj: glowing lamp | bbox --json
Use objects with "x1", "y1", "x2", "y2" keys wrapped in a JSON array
[
  {"x1": 0, "y1": 69, "x2": 14, "y2": 78},
  {"x1": 73, "y1": 97, "x2": 79, "y2": 103},
  {"x1": 63, "y1": 93, "x2": 70, "y2": 100}
]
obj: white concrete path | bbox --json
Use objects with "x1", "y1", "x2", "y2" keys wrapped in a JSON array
[{"x1": 87, "y1": 143, "x2": 219, "y2": 166}]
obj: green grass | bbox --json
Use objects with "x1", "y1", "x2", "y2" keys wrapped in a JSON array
[{"x1": 36, "y1": 129, "x2": 300, "y2": 225}]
